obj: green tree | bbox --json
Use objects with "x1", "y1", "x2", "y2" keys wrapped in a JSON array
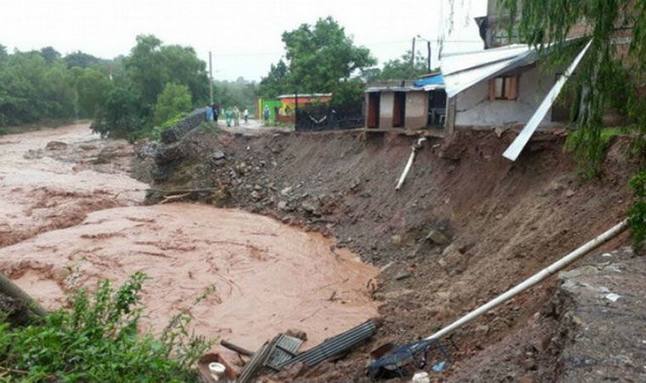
[
  {"x1": 214, "y1": 77, "x2": 258, "y2": 112},
  {"x1": 260, "y1": 17, "x2": 376, "y2": 106},
  {"x1": 282, "y1": 17, "x2": 376, "y2": 94},
  {"x1": 0, "y1": 51, "x2": 50, "y2": 125},
  {"x1": 153, "y1": 83, "x2": 192, "y2": 126},
  {"x1": 498, "y1": 0, "x2": 645, "y2": 245},
  {"x1": 40, "y1": 46, "x2": 61, "y2": 64},
  {"x1": 64, "y1": 50, "x2": 102, "y2": 68},
  {"x1": 376, "y1": 50, "x2": 430, "y2": 80},
  {"x1": 92, "y1": 86, "x2": 142, "y2": 139},
  {"x1": 258, "y1": 59, "x2": 290, "y2": 98},
  {"x1": 159, "y1": 45, "x2": 209, "y2": 105},
  {"x1": 498, "y1": 0, "x2": 645, "y2": 175},
  {"x1": 125, "y1": 35, "x2": 208, "y2": 111},
  {"x1": 75, "y1": 67, "x2": 112, "y2": 117},
  {"x1": 0, "y1": 45, "x2": 7, "y2": 63}
]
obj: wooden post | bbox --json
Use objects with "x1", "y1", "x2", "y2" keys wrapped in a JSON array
[{"x1": 0, "y1": 272, "x2": 47, "y2": 317}]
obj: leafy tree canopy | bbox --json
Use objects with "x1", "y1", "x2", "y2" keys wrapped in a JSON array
[
  {"x1": 498, "y1": 0, "x2": 645, "y2": 174},
  {"x1": 125, "y1": 35, "x2": 208, "y2": 110},
  {"x1": 214, "y1": 77, "x2": 259, "y2": 112},
  {"x1": 371, "y1": 50, "x2": 431, "y2": 81},
  {"x1": 153, "y1": 83, "x2": 192, "y2": 126},
  {"x1": 258, "y1": 60, "x2": 290, "y2": 98},
  {"x1": 259, "y1": 17, "x2": 376, "y2": 105},
  {"x1": 64, "y1": 51, "x2": 103, "y2": 69},
  {"x1": 39, "y1": 46, "x2": 61, "y2": 64}
]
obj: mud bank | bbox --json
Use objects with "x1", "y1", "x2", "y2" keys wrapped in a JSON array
[{"x1": 145, "y1": 126, "x2": 639, "y2": 381}]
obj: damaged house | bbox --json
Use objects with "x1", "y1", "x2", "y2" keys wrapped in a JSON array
[
  {"x1": 364, "y1": 74, "x2": 447, "y2": 132},
  {"x1": 442, "y1": 43, "x2": 572, "y2": 132}
]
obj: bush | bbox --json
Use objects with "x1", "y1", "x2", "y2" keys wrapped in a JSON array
[
  {"x1": 153, "y1": 83, "x2": 192, "y2": 127},
  {"x1": 0, "y1": 273, "x2": 212, "y2": 382},
  {"x1": 92, "y1": 87, "x2": 145, "y2": 140},
  {"x1": 628, "y1": 170, "x2": 646, "y2": 251}
]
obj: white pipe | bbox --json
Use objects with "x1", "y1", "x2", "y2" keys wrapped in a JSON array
[
  {"x1": 396, "y1": 138, "x2": 426, "y2": 191},
  {"x1": 425, "y1": 219, "x2": 628, "y2": 341}
]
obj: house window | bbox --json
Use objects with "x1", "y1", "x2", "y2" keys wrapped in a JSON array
[{"x1": 489, "y1": 75, "x2": 518, "y2": 100}]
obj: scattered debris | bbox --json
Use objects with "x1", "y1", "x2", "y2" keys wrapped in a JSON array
[
  {"x1": 238, "y1": 341, "x2": 272, "y2": 383},
  {"x1": 367, "y1": 338, "x2": 450, "y2": 379},
  {"x1": 265, "y1": 334, "x2": 304, "y2": 371},
  {"x1": 45, "y1": 141, "x2": 68, "y2": 150},
  {"x1": 412, "y1": 371, "x2": 431, "y2": 383},
  {"x1": 425, "y1": 229, "x2": 450, "y2": 245},
  {"x1": 197, "y1": 353, "x2": 238, "y2": 383},
  {"x1": 220, "y1": 340, "x2": 254, "y2": 357},
  {"x1": 279, "y1": 320, "x2": 377, "y2": 369},
  {"x1": 605, "y1": 293, "x2": 621, "y2": 302}
]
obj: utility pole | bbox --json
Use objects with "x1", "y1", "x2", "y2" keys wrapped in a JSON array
[
  {"x1": 294, "y1": 90, "x2": 298, "y2": 129},
  {"x1": 411, "y1": 37, "x2": 416, "y2": 70},
  {"x1": 208, "y1": 51, "x2": 214, "y2": 105},
  {"x1": 427, "y1": 41, "x2": 431, "y2": 71}
]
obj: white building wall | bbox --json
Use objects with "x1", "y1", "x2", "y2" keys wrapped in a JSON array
[{"x1": 454, "y1": 63, "x2": 556, "y2": 128}]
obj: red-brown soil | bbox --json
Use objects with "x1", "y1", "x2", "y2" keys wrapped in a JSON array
[{"x1": 146, "y1": 126, "x2": 639, "y2": 381}]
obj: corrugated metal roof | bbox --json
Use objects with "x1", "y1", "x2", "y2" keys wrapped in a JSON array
[{"x1": 441, "y1": 44, "x2": 538, "y2": 98}]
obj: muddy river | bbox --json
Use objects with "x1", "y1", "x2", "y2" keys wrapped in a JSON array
[{"x1": 0, "y1": 123, "x2": 378, "y2": 354}]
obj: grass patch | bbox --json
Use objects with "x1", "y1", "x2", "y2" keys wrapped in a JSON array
[{"x1": 629, "y1": 170, "x2": 646, "y2": 251}]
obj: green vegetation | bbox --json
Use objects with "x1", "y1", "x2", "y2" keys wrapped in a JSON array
[
  {"x1": 0, "y1": 35, "x2": 209, "y2": 140},
  {"x1": 368, "y1": 50, "x2": 432, "y2": 81},
  {"x1": 498, "y1": 0, "x2": 645, "y2": 175},
  {"x1": 213, "y1": 77, "x2": 258, "y2": 113},
  {"x1": 259, "y1": 17, "x2": 376, "y2": 106},
  {"x1": 92, "y1": 35, "x2": 208, "y2": 140},
  {"x1": 0, "y1": 273, "x2": 211, "y2": 382},
  {"x1": 153, "y1": 83, "x2": 192, "y2": 127},
  {"x1": 628, "y1": 170, "x2": 646, "y2": 251},
  {"x1": 498, "y1": 0, "x2": 645, "y2": 246}
]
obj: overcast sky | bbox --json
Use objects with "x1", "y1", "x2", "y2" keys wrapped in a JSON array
[{"x1": 0, "y1": 0, "x2": 487, "y2": 81}]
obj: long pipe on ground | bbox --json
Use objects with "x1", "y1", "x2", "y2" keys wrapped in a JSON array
[
  {"x1": 425, "y1": 219, "x2": 628, "y2": 341},
  {"x1": 0, "y1": 272, "x2": 47, "y2": 317},
  {"x1": 395, "y1": 137, "x2": 426, "y2": 191}
]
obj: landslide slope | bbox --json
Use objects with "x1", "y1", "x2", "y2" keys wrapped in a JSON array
[{"x1": 146, "y1": 127, "x2": 638, "y2": 381}]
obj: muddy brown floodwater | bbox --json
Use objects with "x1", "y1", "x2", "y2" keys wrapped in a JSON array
[{"x1": 0, "y1": 123, "x2": 378, "y2": 357}]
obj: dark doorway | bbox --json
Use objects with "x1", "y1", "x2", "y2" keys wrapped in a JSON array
[
  {"x1": 367, "y1": 92, "x2": 380, "y2": 129},
  {"x1": 427, "y1": 89, "x2": 447, "y2": 127},
  {"x1": 393, "y1": 92, "x2": 406, "y2": 128}
]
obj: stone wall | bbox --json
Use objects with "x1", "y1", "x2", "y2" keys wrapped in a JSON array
[{"x1": 160, "y1": 108, "x2": 207, "y2": 144}]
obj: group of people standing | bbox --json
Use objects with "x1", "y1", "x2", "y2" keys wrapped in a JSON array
[{"x1": 209, "y1": 104, "x2": 249, "y2": 127}]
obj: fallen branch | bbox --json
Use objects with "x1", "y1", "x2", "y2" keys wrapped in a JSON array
[
  {"x1": 221, "y1": 340, "x2": 254, "y2": 357},
  {"x1": 0, "y1": 272, "x2": 47, "y2": 317},
  {"x1": 160, "y1": 192, "x2": 191, "y2": 204}
]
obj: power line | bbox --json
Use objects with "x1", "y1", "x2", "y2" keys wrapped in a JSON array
[{"x1": 209, "y1": 39, "x2": 483, "y2": 58}]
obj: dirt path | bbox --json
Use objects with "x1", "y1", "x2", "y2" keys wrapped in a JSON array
[{"x1": 0, "y1": 123, "x2": 378, "y2": 358}]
